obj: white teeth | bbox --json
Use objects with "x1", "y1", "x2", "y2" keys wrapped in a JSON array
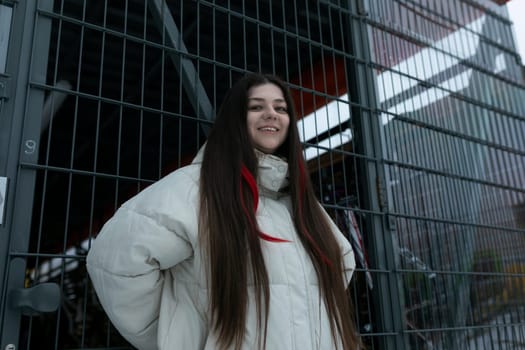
[{"x1": 260, "y1": 127, "x2": 277, "y2": 132}]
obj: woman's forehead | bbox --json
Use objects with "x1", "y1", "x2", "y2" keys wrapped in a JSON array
[{"x1": 248, "y1": 83, "x2": 285, "y2": 100}]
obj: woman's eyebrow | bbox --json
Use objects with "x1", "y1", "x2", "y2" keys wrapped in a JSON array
[{"x1": 248, "y1": 97, "x2": 286, "y2": 103}]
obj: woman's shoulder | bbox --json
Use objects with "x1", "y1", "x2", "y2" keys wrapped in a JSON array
[
  {"x1": 123, "y1": 163, "x2": 201, "y2": 214},
  {"x1": 161, "y1": 163, "x2": 201, "y2": 187}
]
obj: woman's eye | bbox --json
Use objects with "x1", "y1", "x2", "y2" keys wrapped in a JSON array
[
  {"x1": 275, "y1": 106, "x2": 288, "y2": 113},
  {"x1": 249, "y1": 105, "x2": 262, "y2": 110}
]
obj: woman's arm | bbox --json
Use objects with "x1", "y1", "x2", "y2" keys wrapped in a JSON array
[{"x1": 86, "y1": 170, "x2": 197, "y2": 349}]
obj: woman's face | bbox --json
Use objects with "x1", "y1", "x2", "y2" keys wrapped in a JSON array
[{"x1": 246, "y1": 83, "x2": 290, "y2": 154}]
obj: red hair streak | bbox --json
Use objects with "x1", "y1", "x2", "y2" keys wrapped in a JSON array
[{"x1": 240, "y1": 165, "x2": 290, "y2": 243}]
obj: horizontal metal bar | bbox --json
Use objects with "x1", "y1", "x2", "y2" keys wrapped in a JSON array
[
  {"x1": 397, "y1": 268, "x2": 525, "y2": 277},
  {"x1": 36, "y1": 5, "x2": 364, "y2": 70},
  {"x1": 384, "y1": 158, "x2": 525, "y2": 194},
  {"x1": 359, "y1": 331, "x2": 400, "y2": 337},
  {"x1": 18, "y1": 162, "x2": 156, "y2": 183},
  {"x1": 402, "y1": 321, "x2": 525, "y2": 334},
  {"x1": 386, "y1": 211, "x2": 525, "y2": 234},
  {"x1": 9, "y1": 252, "x2": 87, "y2": 259},
  {"x1": 28, "y1": 81, "x2": 212, "y2": 126},
  {"x1": 385, "y1": 113, "x2": 525, "y2": 156}
]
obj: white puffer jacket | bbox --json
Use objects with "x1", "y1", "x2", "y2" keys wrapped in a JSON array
[{"x1": 86, "y1": 148, "x2": 355, "y2": 350}]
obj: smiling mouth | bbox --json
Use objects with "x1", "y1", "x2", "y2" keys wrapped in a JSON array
[{"x1": 258, "y1": 127, "x2": 279, "y2": 132}]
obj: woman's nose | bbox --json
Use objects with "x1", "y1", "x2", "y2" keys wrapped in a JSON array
[{"x1": 264, "y1": 109, "x2": 278, "y2": 120}]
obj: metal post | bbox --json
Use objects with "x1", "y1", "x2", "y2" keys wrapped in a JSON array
[
  {"x1": 0, "y1": 0, "x2": 53, "y2": 348},
  {"x1": 345, "y1": 0, "x2": 408, "y2": 348}
]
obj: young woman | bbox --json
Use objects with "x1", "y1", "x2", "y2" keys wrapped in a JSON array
[{"x1": 87, "y1": 73, "x2": 362, "y2": 349}]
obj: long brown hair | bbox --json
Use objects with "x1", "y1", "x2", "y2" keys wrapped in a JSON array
[{"x1": 199, "y1": 73, "x2": 361, "y2": 349}]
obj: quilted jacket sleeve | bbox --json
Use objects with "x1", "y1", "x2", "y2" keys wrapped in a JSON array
[{"x1": 86, "y1": 169, "x2": 197, "y2": 350}]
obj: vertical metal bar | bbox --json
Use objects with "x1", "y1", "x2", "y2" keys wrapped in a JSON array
[
  {"x1": 176, "y1": 0, "x2": 183, "y2": 166},
  {"x1": 329, "y1": 5, "x2": 352, "y2": 223},
  {"x1": 346, "y1": 1, "x2": 407, "y2": 348},
  {"x1": 315, "y1": 2, "x2": 335, "y2": 205},
  {"x1": 225, "y1": 0, "x2": 232, "y2": 84},
  {"x1": 54, "y1": 0, "x2": 88, "y2": 345},
  {"x1": 80, "y1": 0, "x2": 108, "y2": 343},
  {"x1": 268, "y1": 0, "x2": 275, "y2": 74},
  {"x1": 252, "y1": 0, "x2": 258, "y2": 71},
  {"x1": 304, "y1": 0, "x2": 324, "y2": 187},
  {"x1": 113, "y1": 0, "x2": 128, "y2": 213},
  {"x1": 241, "y1": 0, "x2": 247, "y2": 73},
  {"x1": 195, "y1": 1, "x2": 202, "y2": 147},
  {"x1": 281, "y1": 0, "x2": 290, "y2": 82},
  {"x1": 293, "y1": 0, "x2": 309, "y2": 158},
  {"x1": 87, "y1": 1, "x2": 110, "y2": 346},
  {"x1": 0, "y1": 0, "x2": 53, "y2": 347},
  {"x1": 196, "y1": 0, "x2": 201, "y2": 117},
  {"x1": 138, "y1": 0, "x2": 146, "y2": 189},
  {"x1": 212, "y1": 2, "x2": 217, "y2": 111},
  {"x1": 0, "y1": 2, "x2": 22, "y2": 325},
  {"x1": 29, "y1": 5, "x2": 66, "y2": 346}
]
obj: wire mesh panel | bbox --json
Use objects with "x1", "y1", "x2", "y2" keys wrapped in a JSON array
[
  {"x1": 9, "y1": 0, "x2": 380, "y2": 349},
  {"x1": 367, "y1": 0, "x2": 525, "y2": 348}
]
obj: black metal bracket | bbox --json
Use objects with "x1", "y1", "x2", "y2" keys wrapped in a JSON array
[
  {"x1": 0, "y1": 77, "x2": 10, "y2": 101},
  {"x1": 9, "y1": 282, "x2": 61, "y2": 316}
]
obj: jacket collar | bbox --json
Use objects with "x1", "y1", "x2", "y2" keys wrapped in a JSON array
[
  {"x1": 192, "y1": 145, "x2": 289, "y2": 197},
  {"x1": 254, "y1": 149, "x2": 289, "y2": 196}
]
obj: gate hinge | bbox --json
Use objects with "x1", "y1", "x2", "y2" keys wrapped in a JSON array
[
  {"x1": 0, "y1": 77, "x2": 10, "y2": 101},
  {"x1": 376, "y1": 176, "x2": 387, "y2": 210},
  {"x1": 376, "y1": 176, "x2": 397, "y2": 231}
]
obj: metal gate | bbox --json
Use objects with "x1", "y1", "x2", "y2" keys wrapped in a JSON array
[{"x1": 1, "y1": 0, "x2": 524, "y2": 349}]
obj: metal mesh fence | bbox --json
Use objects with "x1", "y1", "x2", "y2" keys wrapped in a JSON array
[
  {"x1": 368, "y1": 0, "x2": 525, "y2": 348},
  {"x1": 1, "y1": 0, "x2": 524, "y2": 349}
]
